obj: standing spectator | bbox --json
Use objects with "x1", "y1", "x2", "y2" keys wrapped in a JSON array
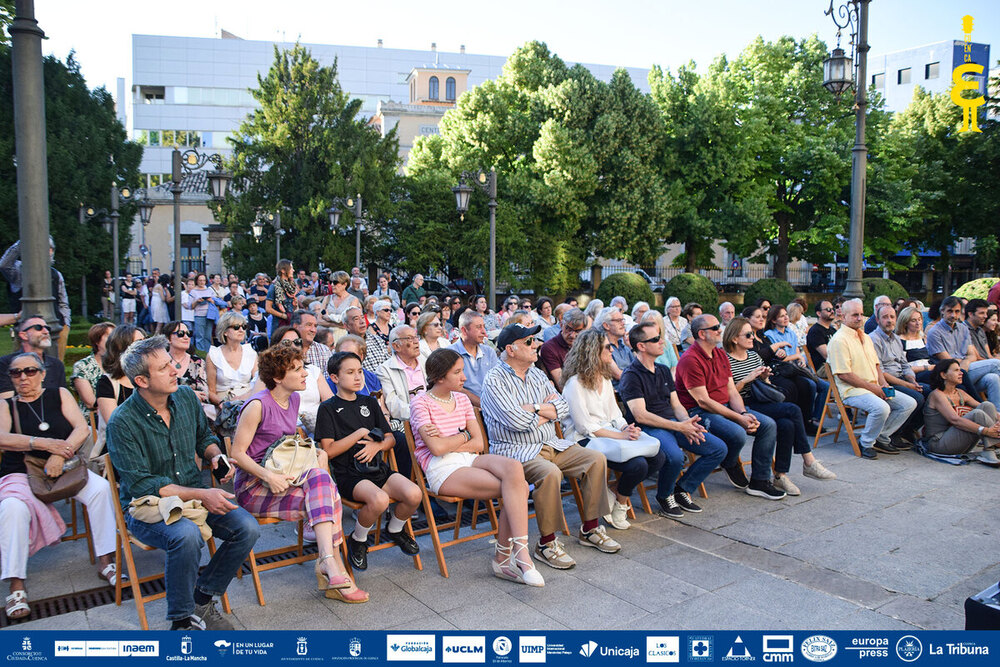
[
  {"x1": 120, "y1": 272, "x2": 138, "y2": 324},
  {"x1": 450, "y1": 310, "x2": 500, "y2": 407},
  {"x1": 371, "y1": 274, "x2": 400, "y2": 309},
  {"x1": 187, "y1": 274, "x2": 217, "y2": 352},
  {"x1": 0, "y1": 317, "x2": 66, "y2": 397},
  {"x1": 1, "y1": 238, "x2": 71, "y2": 359},
  {"x1": 101, "y1": 269, "x2": 115, "y2": 320},
  {"x1": 150, "y1": 274, "x2": 172, "y2": 334},
  {"x1": 180, "y1": 278, "x2": 196, "y2": 335},
  {"x1": 401, "y1": 274, "x2": 426, "y2": 305},
  {"x1": 538, "y1": 308, "x2": 587, "y2": 390},
  {"x1": 265, "y1": 260, "x2": 296, "y2": 335}
]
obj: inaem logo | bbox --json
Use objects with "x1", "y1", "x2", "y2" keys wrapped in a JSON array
[
  {"x1": 580, "y1": 641, "x2": 598, "y2": 658},
  {"x1": 952, "y1": 15, "x2": 985, "y2": 133}
]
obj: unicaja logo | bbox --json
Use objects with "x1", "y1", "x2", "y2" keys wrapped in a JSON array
[
  {"x1": 580, "y1": 641, "x2": 598, "y2": 658},
  {"x1": 952, "y1": 15, "x2": 985, "y2": 133}
]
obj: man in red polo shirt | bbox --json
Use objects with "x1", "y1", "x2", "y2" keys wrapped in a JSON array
[
  {"x1": 538, "y1": 308, "x2": 587, "y2": 389},
  {"x1": 674, "y1": 314, "x2": 784, "y2": 500}
]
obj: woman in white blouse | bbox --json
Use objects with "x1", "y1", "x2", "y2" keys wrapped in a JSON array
[
  {"x1": 415, "y1": 311, "x2": 450, "y2": 358},
  {"x1": 560, "y1": 329, "x2": 664, "y2": 530},
  {"x1": 206, "y1": 310, "x2": 259, "y2": 408}
]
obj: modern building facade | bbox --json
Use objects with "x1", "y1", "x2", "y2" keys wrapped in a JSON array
[{"x1": 867, "y1": 40, "x2": 990, "y2": 112}]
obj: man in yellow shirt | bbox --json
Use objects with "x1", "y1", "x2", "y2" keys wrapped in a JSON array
[{"x1": 828, "y1": 299, "x2": 917, "y2": 459}]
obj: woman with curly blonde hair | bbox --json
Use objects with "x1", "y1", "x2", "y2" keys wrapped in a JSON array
[{"x1": 560, "y1": 329, "x2": 663, "y2": 530}]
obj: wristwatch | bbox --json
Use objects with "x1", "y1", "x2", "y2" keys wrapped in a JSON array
[{"x1": 533, "y1": 403, "x2": 541, "y2": 414}]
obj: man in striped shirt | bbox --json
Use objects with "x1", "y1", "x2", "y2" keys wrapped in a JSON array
[{"x1": 481, "y1": 324, "x2": 619, "y2": 571}]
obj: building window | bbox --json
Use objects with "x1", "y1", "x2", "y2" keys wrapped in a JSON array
[
  {"x1": 925, "y1": 62, "x2": 939, "y2": 79},
  {"x1": 139, "y1": 85, "x2": 165, "y2": 104},
  {"x1": 897, "y1": 68, "x2": 911, "y2": 84},
  {"x1": 445, "y1": 77, "x2": 456, "y2": 101},
  {"x1": 871, "y1": 72, "x2": 885, "y2": 88},
  {"x1": 428, "y1": 76, "x2": 439, "y2": 100}
]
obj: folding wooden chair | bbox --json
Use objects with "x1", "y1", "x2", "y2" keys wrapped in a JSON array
[
  {"x1": 61, "y1": 499, "x2": 95, "y2": 564},
  {"x1": 105, "y1": 455, "x2": 231, "y2": 630},
  {"x1": 813, "y1": 364, "x2": 864, "y2": 457},
  {"x1": 402, "y1": 423, "x2": 498, "y2": 577}
]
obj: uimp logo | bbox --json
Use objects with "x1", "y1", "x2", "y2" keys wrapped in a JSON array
[
  {"x1": 896, "y1": 636, "x2": 922, "y2": 663},
  {"x1": 387, "y1": 635, "x2": 436, "y2": 662},
  {"x1": 762, "y1": 636, "x2": 794, "y2": 663},
  {"x1": 689, "y1": 636, "x2": 714, "y2": 662},
  {"x1": 493, "y1": 637, "x2": 513, "y2": 657},
  {"x1": 442, "y1": 636, "x2": 486, "y2": 664},
  {"x1": 579, "y1": 641, "x2": 598, "y2": 658},
  {"x1": 800, "y1": 636, "x2": 837, "y2": 663},
  {"x1": 646, "y1": 637, "x2": 680, "y2": 663},
  {"x1": 518, "y1": 636, "x2": 546, "y2": 663}
]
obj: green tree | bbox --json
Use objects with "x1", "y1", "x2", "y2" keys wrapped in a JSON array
[
  {"x1": 0, "y1": 0, "x2": 13, "y2": 50},
  {"x1": 218, "y1": 43, "x2": 400, "y2": 279},
  {"x1": 0, "y1": 50, "x2": 142, "y2": 315}
]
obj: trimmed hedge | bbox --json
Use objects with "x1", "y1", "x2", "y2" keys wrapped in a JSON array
[
  {"x1": 743, "y1": 278, "x2": 796, "y2": 311},
  {"x1": 663, "y1": 273, "x2": 718, "y2": 312},
  {"x1": 953, "y1": 277, "x2": 999, "y2": 301},
  {"x1": 860, "y1": 278, "x2": 909, "y2": 313},
  {"x1": 595, "y1": 272, "x2": 655, "y2": 309}
]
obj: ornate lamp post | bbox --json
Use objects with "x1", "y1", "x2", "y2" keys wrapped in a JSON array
[
  {"x1": 251, "y1": 209, "x2": 282, "y2": 263},
  {"x1": 823, "y1": 0, "x2": 870, "y2": 299},
  {"x1": 452, "y1": 168, "x2": 497, "y2": 309},
  {"x1": 325, "y1": 196, "x2": 363, "y2": 267},
  {"x1": 171, "y1": 148, "x2": 231, "y2": 319}
]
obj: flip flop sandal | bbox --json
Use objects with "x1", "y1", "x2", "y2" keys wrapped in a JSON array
[
  {"x1": 98, "y1": 563, "x2": 128, "y2": 586},
  {"x1": 5, "y1": 590, "x2": 30, "y2": 620}
]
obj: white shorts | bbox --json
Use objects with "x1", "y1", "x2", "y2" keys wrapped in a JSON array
[
  {"x1": 121, "y1": 298, "x2": 136, "y2": 314},
  {"x1": 423, "y1": 451, "x2": 478, "y2": 494}
]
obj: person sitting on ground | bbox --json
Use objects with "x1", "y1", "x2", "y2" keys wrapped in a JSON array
[
  {"x1": 0, "y1": 317, "x2": 67, "y2": 399},
  {"x1": 620, "y1": 321, "x2": 727, "y2": 519},
  {"x1": 107, "y1": 336, "x2": 261, "y2": 629},
  {"x1": 869, "y1": 304, "x2": 927, "y2": 447},
  {"x1": 0, "y1": 352, "x2": 123, "y2": 620},
  {"x1": 450, "y1": 310, "x2": 499, "y2": 407},
  {"x1": 416, "y1": 311, "x2": 450, "y2": 358},
  {"x1": 538, "y1": 307, "x2": 587, "y2": 390},
  {"x1": 230, "y1": 342, "x2": 366, "y2": 603},
  {"x1": 70, "y1": 322, "x2": 115, "y2": 418},
  {"x1": 480, "y1": 324, "x2": 619, "y2": 571},
  {"x1": 662, "y1": 297, "x2": 686, "y2": 348},
  {"x1": 678, "y1": 303, "x2": 703, "y2": 350},
  {"x1": 592, "y1": 307, "x2": 633, "y2": 389},
  {"x1": 206, "y1": 311, "x2": 258, "y2": 410},
  {"x1": 724, "y1": 318, "x2": 836, "y2": 496},
  {"x1": 316, "y1": 352, "x2": 421, "y2": 572},
  {"x1": 674, "y1": 314, "x2": 785, "y2": 500},
  {"x1": 410, "y1": 348, "x2": 543, "y2": 586},
  {"x1": 922, "y1": 358, "x2": 1000, "y2": 464},
  {"x1": 561, "y1": 329, "x2": 665, "y2": 530},
  {"x1": 828, "y1": 299, "x2": 918, "y2": 459},
  {"x1": 96, "y1": 325, "x2": 146, "y2": 428}
]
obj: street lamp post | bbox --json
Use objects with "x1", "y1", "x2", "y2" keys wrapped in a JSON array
[
  {"x1": 823, "y1": 0, "x2": 870, "y2": 299},
  {"x1": 453, "y1": 168, "x2": 497, "y2": 309},
  {"x1": 325, "y1": 196, "x2": 363, "y2": 268},
  {"x1": 170, "y1": 147, "x2": 232, "y2": 319},
  {"x1": 251, "y1": 210, "x2": 283, "y2": 263}
]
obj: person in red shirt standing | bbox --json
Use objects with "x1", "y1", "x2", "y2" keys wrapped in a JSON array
[{"x1": 673, "y1": 314, "x2": 785, "y2": 500}]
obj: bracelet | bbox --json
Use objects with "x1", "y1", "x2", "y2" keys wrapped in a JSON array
[{"x1": 28, "y1": 436, "x2": 36, "y2": 451}]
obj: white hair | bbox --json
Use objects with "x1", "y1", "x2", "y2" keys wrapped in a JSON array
[
  {"x1": 609, "y1": 296, "x2": 627, "y2": 310},
  {"x1": 719, "y1": 301, "x2": 735, "y2": 313},
  {"x1": 583, "y1": 299, "x2": 604, "y2": 320},
  {"x1": 592, "y1": 306, "x2": 618, "y2": 332},
  {"x1": 631, "y1": 301, "x2": 649, "y2": 319},
  {"x1": 665, "y1": 296, "x2": 681, "y2": 309}
]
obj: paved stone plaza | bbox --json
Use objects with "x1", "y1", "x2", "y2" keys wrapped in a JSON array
[{"x1": 5, "y1": 432, "x2": 997, "y2": 632}]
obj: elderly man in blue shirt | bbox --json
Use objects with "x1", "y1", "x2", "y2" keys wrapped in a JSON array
[
  {"x1": 593, "y1": 307, "x2": 634, "y2": 391},
  {"x1": 449, "y1": 310, "x2": 499, "y2": 407}
]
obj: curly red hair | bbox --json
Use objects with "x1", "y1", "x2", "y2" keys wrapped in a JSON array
[{"x1": 257, "y1": 341, "x2": 304, "y2": 389}]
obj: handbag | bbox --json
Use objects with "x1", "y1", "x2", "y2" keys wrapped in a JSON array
[
  {"x1": 9, "y1": 398, "x2": 88, "y2": 504},
  {"x1": 261, "y1": 433, "x2": 320, "y2": 490},
  {"x1": 772, "y1": 360, "x2": 821, "y2": 383},
  {"x1": 352, "y1": 427, "x2": 387, "y2": 476},
  {"x1": 749, "y1": 380, "x2": 787, "y2": 404},
  {"x1": 582, "y1": 430, "x2": 661, "y2": 463}
]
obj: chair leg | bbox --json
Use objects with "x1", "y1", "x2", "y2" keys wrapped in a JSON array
[
  {"x1": 82, "y1": 505, "x2": 96, "y2": 564},
  {"x1": 247, "y1": 549, "x2": 266, "y2": 606},
  {"x1": 422, "y1": 493, "x2": 449, "y2": 578},
  {"x1": 452, "y1": 500, "x2": 464, "y2": 541}
]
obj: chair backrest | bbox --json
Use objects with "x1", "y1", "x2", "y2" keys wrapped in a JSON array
[
  {"x1": 472, "y1": 406, "x2": 489, "y2": 452},
  {"x1": 804, "y1": 346, "x2": 817, "y2": 373},
  {"x1": 402, "y1": 422, "x2": 431, "y2": 491}
]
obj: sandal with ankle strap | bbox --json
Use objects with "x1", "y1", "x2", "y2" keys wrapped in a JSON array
[
  {"x1": 5, "y1": 590, "x2": 30, "y2": 620},
  {"x1": 492, "y1": 537, "x2": 545, "y2": 587},
  {"x1": 314, "y1": 554, "x2": 352, "y2": 591},
  {"x1": 98, "y1": 563, "x2": 129, "y2": 587}
]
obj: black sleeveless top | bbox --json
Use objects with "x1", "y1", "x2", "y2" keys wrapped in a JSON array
[{"x1": 1, "y1": 389, "x2": 74, "y2": 477}]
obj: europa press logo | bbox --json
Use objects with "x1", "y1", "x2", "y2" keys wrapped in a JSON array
[
  {"x1": 800, "y1": 636, "x2": 837, "y2": 663},
  {"x1": 896, "y1": 636, "x2": 923, "y2": 663}
]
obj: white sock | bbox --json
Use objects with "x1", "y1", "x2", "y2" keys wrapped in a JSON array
[
  {"x1": 387, "y1": 514, "x2": 406, "y2": 534},
  {"x1": 352, "y1": 522, "x2": 372, "y2": 542}
]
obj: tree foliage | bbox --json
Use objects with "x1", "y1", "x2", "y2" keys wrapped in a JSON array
[
  {"x1": 0, "y1": 50, "x2": 142, "y2": 315},
  {"x1": 218, "y1": 43, "x2": 400, "y2": 279}
]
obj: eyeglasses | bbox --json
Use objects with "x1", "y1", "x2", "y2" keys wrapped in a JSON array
[
  {"x1": 8, "y1": 367, "x2": 42, "y2": 378},
  {"x1": 699, "y1": 324, "x2": 722, "y2": 332},
  {"x1": 639, "y1": 335, "x2": 662, "y2": 345},
  {"x1": 24, "y1": 324, "x2": 50, "y2": 333},
  {"x1": 173, "y1": 330, "x2": 191, "y2": 338},
  {"x1": 609, "y1": 317, "x2": 625, "y2": 324},
  {"x1": 821, "y1": 307, "x2": 834, "y2": 312}
]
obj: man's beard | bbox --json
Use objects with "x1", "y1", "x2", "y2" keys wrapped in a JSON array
[{"x1": 35, "y1": 336, "x2": 52, "y2": 349}]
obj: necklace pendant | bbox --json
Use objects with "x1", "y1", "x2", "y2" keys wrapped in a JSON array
[
  {"x1": 38, "y1": 421, "x2": 50, "y2": 432},
  {"x1": 175, "y1": 362, "x2": 182, "y2": 369}
]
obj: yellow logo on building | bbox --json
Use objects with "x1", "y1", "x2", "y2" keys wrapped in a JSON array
[{"x1": 951, "y1": 15, "x2": 983, "y2": 133}]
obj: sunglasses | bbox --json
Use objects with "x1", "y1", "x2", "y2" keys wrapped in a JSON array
[
  {"x1": 639, "y1": 335, "x2": 662, "y2": 345},
  {"x1": 229, "y1": 324, "x2": 248, "y2": 330},
  {"x1": 380, "y1": 308, "x2": 392, "y2": 313},
  {"x1": 24, "y1": 324, "x2": 51, "y2": 333},
  {"x1": 698, "y1": 324, "x2": 722, "y2": 333},
  {"x1": 518, "y1": 336, "x2": 536, "y2": 346},
  {"x1": 408, "y1": 310, "x2": 421, "y2": 316},
  {"x1": 173, "y1": 330, "x2": 191, "y2": 338},
  {"x1": 9, "y1": 367, "x2": 42, "y2": 378},
  {"x1": 284, "y1": 338, "x2": 303, "y2": 347},
  {"x1": 741, "y1": 332, "x2": 754, "y2": 339}
]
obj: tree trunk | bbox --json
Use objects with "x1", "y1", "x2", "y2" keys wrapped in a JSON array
[
  {"x1": 685, "y1": 237, "x2": 697, "y2": 273},
  {"x1": 773, "y1": 213, "x2": 789, "y2": 281}
]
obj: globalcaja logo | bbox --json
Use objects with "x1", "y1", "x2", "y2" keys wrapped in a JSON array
[
  {"x1": 800, "y1": 636, "x2": 837, "y2": 663},
  {"x1": 895, "y1": 636, "x2": 922, "y2": 663},
  {"x1": 689, "y1": 636, "x2": 714, "y2": 662},
  {"x1": 762, "y1": 636, "x2": 794, "y2": 663},
  {"x1": 387, "y1": 635, "x2": 436, "y2": 662},
  {"x1": 724, "y1": 636, "x2": 755, "y2": 662},
  {"x1": 843, "y1": 637, "x2": 887, "y2": 659},
  {"x1": 518, "y1": 636, "x2": 546, "y2": 664},
  {"x1": 493, "y1": 636, "x2": 513, "y2": 657},
  {"x1": 349, "y1": 637, "x2": 362, "y2": 658},
  {"x1": 580, "y1": 641, "x2": 598, "y2": 658},
  {"x1": 646, "y1": 636, "x2": 680, "y2": 663},
  {"x1": 951, "y1": 15, "x2": 985, "y2": 133},
  {"x1": 442, "y1": 636, "x2": 486, "y2": 664}
]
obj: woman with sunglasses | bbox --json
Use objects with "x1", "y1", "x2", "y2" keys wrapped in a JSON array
[
  {"x1": 1, "y1": 353, "x2": 123, "y2": 619},
  {"x1": 416, "y1": 311, "x2": 449, "y2": 358},
  {"x1": 270, "y1": 327, "x2": 333, "y2": 436},
  {"x1": 498, "y1": 296, "x2": 519, "y2": 327},
  {"x1": 363, "y1": 299, "x2": 394, "y2": 373},
  {"x1": 162, "y1": 321, "x2": 212, "y2": 416},
  {"x1": 403, "y1": 302, "x2": 422, "y2": 329},
  {"x1": 96, "y1": 325, "x2": 146, "y2": 428},
  {"x1": 724, "y1": 318, "x2": 835, "y2": 496},
  {"x1": 206, "y1": 311, "x2": 258, "y2": 410}
]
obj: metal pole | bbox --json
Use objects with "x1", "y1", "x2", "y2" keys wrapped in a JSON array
[
  {"x1": 843, "y1": 0, "x2": 869, "y2": 299},
  {"x1": 275, "y1": 212, "x2": 281, "y2": 264},
  {"x1": 77, "y1": 206, "x2": 88, "y2": 320},
  {"x1": 110, "y1": 185, "x2": 120, "y2": 322},
  {"x1": 172, "y1": 149, "x2": 183, "y2": 320},
  {"x1": 354, "y1": 195, "x2": 362, "y2": 269},
  {"x1": 487, "y1": 168, "x2": 497, "y2": 311},
  {"x1": 10, "y1": 0, "x2": 58, "y2": 330}
]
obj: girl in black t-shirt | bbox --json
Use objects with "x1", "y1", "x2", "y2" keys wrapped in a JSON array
[{"x1": 314, "y1": 352, "x2": 421, "y2": 572}]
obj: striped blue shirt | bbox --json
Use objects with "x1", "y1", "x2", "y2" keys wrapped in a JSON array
[{"x1": 480, "y1": 361, "x2": 570, "y2": 462}]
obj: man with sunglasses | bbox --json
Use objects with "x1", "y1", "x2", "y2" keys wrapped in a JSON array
[
  {"x1": 538, "y1": 308, "x2": 587, "y2": 390},
  {"x1": 807, "y1": 300, "x2": 837, "y2": 372},
  {"x1": 481, "y1": 324, "x2": 619, "y2": 570},
  {"x1": 0, "y1": 317, "x2": 66, "y2": 398},
  {"x1": 674, "y1": 314, "x2": 784, "y2": 500}
]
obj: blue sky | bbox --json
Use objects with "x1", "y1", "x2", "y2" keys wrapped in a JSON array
[{"x1": 34, "y1": 0, "x2": 1000, "y2": 94}]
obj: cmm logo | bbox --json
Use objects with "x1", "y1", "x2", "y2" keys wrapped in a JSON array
[
  {"x1": 952, "y1": 15, "x2": 985, "y2": 133},
  {"x1": 763, "y1": 636, "x2": 794, "y2": 663}
]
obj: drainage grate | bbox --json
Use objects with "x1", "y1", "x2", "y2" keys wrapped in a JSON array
[{"x1": 0, "y1": 577, "x2": 164, "y2": 628}]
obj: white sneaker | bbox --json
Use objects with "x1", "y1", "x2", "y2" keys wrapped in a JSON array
[
  {"x1": 578, "y1": 525, "x2": 621, "y2": 553},
  {"x1": 802, "y1": 459, "x2": 837, "y2": 480},
  {"x1": 772, "y1": 474, "x2": 801, "y2": 496},
  {"x1": 603, "y1": 501, "x2": 631, "y2": 530}
]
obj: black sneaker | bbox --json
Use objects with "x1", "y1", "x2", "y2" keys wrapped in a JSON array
[
  {"x1": 873, "y1": 441, "x2": 901, "y2": 455},
  {"x1": 385, "y1": 528, "x2": 420, "y2": 555},
  {"x1": 890, "y1": 433, "x2": 914, "y2": 450},
  {"x1": 723, "y1": 464, "x2": 750, "y2": 489},
  {"x1": 190, "y1": 600, "x2": 234, "y2": 631},
  {"x1": 656, "y1": 495, "x2": 684, "y2": 519},
  {"x1": 673, "y1": 488, "x2": 703, "y2": 513},
  {"x1": 347, "y1": 536, "x2": 369, "y2": 570},
  {"x1": 745, "y1": 479, "x2": 787, "y2": 501},
  {"x1": 860, "y1": 447, "x2": 879, "y2": 460}
]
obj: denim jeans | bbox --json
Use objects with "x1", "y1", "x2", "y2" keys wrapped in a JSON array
[
  {"x1": 968, "y1": 359, "x2": 1000, "y2": 407},
  {"x1": 193, "y1": 315, "x2": 211, "y2": 352},
  {"x1": 746, "y1": 400, "x2": 810, "y2": 474},
  {"x1": 126, "y1": 507, "x2": 260, "y2": 621},
  {"x1": 808, "y1": 377, "x2": 830, "y2": 422},
  {"x1": 893, "y1": 383, "x2": 927, "y2": 436},
  {"x1": 607, "y1": 449, "x2": 667, "y2": 498},
  {"x1": 640, "y1": 426, "x2": 727, "y2": 498},
  {"x1": 842, "y1": 390, "x2": 918, "y2": 448},
  {"x1": 690, "y1": 407, "x2": 777, "y2": 481}
]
